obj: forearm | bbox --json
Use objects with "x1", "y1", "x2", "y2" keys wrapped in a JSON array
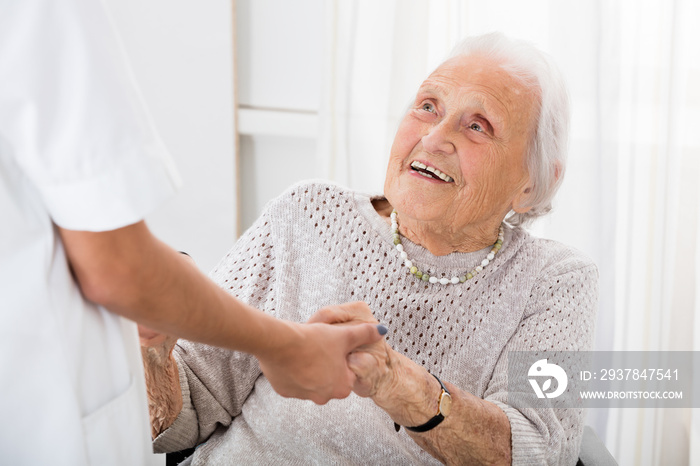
[
  {"x1": 59, "y1": 222, "x2": 294, "y2": 356},
  {"x1": 405, "y1": 385, "x2": 511, "y2": 465},
  {"x1": 373, "y1": 352, "x2": 511, "y2": 465},
  {"x1": 60, "y1": 222, "x2": 383, "y2": 404},
  {"x1": 141, "y1": 344, "x2": 182, "y2": 437}
]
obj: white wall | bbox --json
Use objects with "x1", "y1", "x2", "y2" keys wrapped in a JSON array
[
  {"x1": 105, "y1": 0, "x2": 237, "y2": 273},
  {"x1": 236, "y1": 0, "x2": 323, "y2": 112},
  {"x1": 236, "y1": 0, "x2": 324, "y2": 232}
]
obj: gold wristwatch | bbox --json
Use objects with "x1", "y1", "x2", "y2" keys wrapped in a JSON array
[{"x1": 395, "y1": 373, "x2": 452, "y2": 432}]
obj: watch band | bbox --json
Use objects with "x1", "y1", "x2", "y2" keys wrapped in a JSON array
[{"x1": 394, "y1": 373, "x2": 451, "y2": 433}]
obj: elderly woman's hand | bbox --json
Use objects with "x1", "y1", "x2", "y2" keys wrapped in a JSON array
[{"x1": 139, "y1": 324, "x2": 178, "y2": 354}]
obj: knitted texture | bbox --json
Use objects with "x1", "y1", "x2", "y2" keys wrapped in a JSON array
[{"x1": 153, "y1": 180, "x2": 598, "y2": 465}]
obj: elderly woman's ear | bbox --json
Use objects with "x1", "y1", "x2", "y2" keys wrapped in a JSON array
[
  {"x1": 512, "y1": 183, "x2": 534, "y2": 214},
  {"x1": 512, "y1": 158, "x2": 563, "y2": 214}
]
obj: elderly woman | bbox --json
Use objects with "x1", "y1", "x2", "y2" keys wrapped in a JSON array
[{"x1": 143, "y1": 32, "x2": 597, "y2": 465}]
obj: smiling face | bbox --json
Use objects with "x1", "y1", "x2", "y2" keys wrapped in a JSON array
[{"x1": 383, "y1": 54, "x2": 539, "y2": 249}]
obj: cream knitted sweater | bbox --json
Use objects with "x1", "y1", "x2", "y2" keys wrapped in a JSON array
[{"x1": 153, "y1": 181, "x2": 598, "y2": 465}]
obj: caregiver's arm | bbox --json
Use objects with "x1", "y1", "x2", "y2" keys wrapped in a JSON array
[{"x1": 58, "y1": 221, "x2": 384, "y2": 404}]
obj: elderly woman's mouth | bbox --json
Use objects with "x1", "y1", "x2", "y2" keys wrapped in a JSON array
[{"x1": 410, "y1": 161, "x2": 454, "y2": 183}]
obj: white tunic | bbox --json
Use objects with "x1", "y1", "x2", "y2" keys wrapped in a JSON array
[{"x1": 0, "y1": 0, "x2": 180, "y2": 464}]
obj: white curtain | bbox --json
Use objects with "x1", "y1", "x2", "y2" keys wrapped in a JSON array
[
  {"x1": 597, "y1": 1, "x2": 700, "y2": 464},
  {"x1": 317, "y1": 1, "x2": 700, "y2": 464}
]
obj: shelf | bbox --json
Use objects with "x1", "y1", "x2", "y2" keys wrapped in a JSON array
[{"x1": 237, "y1": 107, "x2": 318, "y2": 138}]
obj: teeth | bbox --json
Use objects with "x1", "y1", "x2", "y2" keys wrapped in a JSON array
[{"x1": 410, "y1": 161, "x2": 454, "y2": 183}]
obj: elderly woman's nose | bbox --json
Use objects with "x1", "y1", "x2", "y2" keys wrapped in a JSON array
[{"x1": 421, "y1": 120, "x2": 455, "y2": 155}]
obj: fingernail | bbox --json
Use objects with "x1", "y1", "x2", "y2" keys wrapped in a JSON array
[{"x1": 376, "y1": 324, "x2": 388, "y2": 336}]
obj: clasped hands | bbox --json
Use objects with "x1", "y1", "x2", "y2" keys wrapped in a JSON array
[
  {"x1": 139, "y1": 301, "x2": 438, "y2": 431},
  {"x1": 309, "y1": 302, "x2": 442, "y2": 430}
]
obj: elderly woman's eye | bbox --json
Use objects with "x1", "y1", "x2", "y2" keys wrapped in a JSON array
[
  {"x1": 421, "y1": 102, "x2": 435, "y2": 113},
  {"x1": 469, "y1": 122, "x2": 483, "y2": 132}
]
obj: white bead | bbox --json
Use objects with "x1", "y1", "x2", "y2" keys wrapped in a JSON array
[
  {"x1": 451, "y1": 277, "x2": 460, "y2": 284},
  {"x1": 396, "y1": 244, "x2": 404, "y2": 252},
  {"x1": 487, "y1": 252, "x2": 495, "y2": 260},
  {"x1": 439, "y1": 277, "x2": 449, "y2": 285},
  {"x1": 475, "y1": 266, "x2": 483, "y2": 272},
  {"x1": 400, "y1": 251, "x2": 408, "y2": 260},
  {"x1": 404, "y1": 260, "x2": 412, "y2": 268},
  {"x1": 481, "y1": 259, "x2": 489, "y2": 267},
  {"x1": 429, "y1": 276, "x2": 438, "y2": 284}
]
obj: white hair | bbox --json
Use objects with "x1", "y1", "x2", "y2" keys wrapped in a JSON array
[{"x1": 446, "y1": 32, "x2": 570, "y2": 227}]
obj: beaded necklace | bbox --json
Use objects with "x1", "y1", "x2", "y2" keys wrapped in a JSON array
[{"x1": 390, "y1": 210, "x2": 504, "y2": 285}]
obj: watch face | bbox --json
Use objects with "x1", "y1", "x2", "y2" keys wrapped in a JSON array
[{"x1": 439, "y1": 392, "x2": 452, "y2": 417}]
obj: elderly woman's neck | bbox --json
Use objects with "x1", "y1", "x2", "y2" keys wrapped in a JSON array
[
  {"x1": 401, "y1": 221, "x2": 500, "y2": 256},
  {"x1": 372, "y1": 199, "x2": 502, "y2": 256}
]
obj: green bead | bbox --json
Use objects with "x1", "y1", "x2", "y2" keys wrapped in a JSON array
[
  {"x1": 393, "y1": 237, "x2": 401, "y2": 245},
  {"x1": 415, "y1": 271, "x2": 423, "y2": 278},
  {"x1": 466, "y1": 273, "x2": 473, "y2": 279},
  {"x1": 459, "y1": 275, "x2": 467, "y2": 283},
  {"x1": 495, "y1": 243, "x2": 502, "y2": 250},
  {"x1": 410, "y1": 266, "x2": 418, "y2": 274},
  {"x1": 422, "y1": 274, "x2": 430, "y2": 281}
]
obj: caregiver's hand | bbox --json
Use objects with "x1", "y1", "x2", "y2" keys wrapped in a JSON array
[{"x1": 307, "y1": 301, "x2": 380, "y2": 327}]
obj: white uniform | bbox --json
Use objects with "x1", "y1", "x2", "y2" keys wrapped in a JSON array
[{"x1": 0, "y1": 0, "x2": 180, "y2": 464}]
